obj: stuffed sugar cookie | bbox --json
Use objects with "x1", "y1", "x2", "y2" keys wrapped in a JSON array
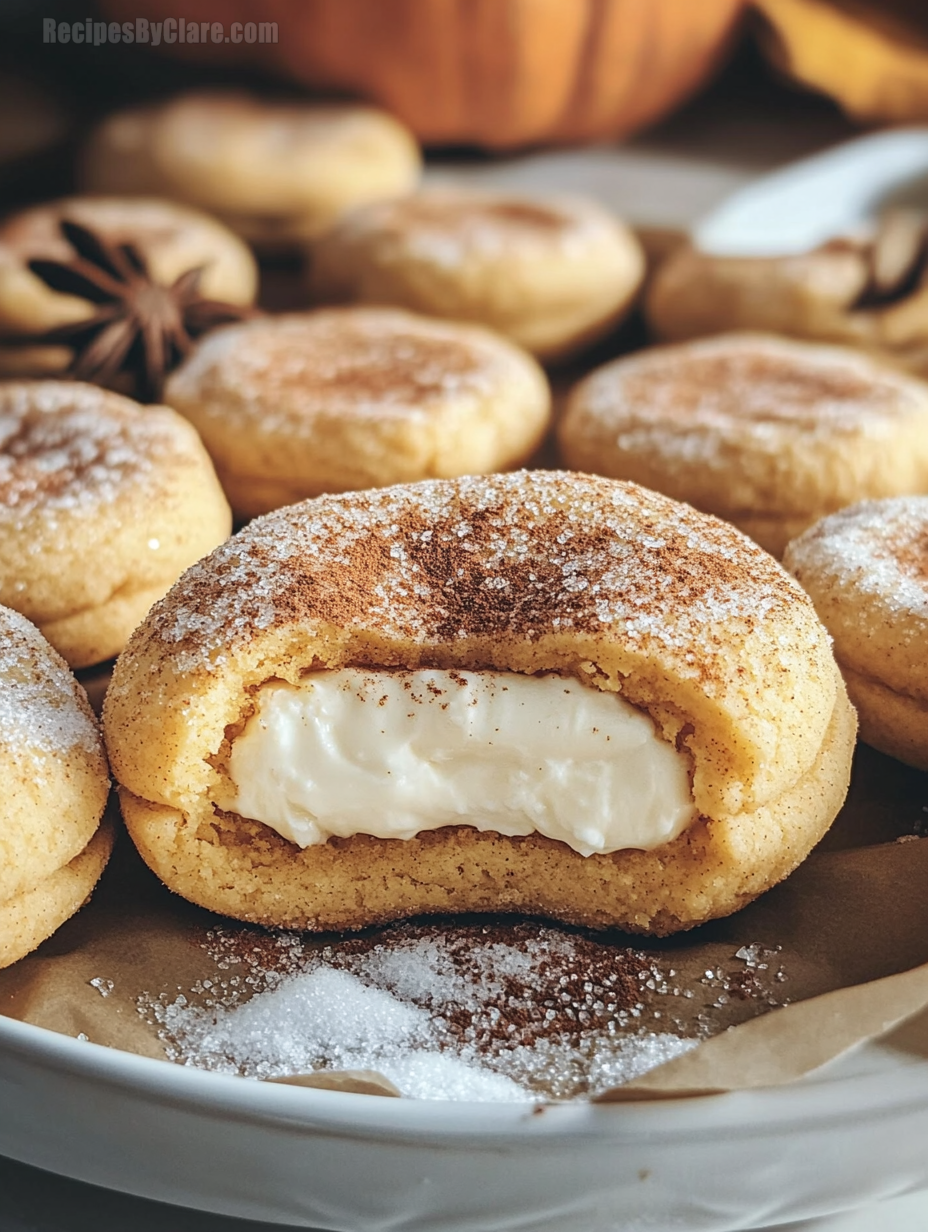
[
  {"x1": 646, "y1": 212, "x2": 928, "y2": 377},
  {"x1": 103, "y1": 471, "x2": 856, "y2": 938},
  {"x1": 309, "y1": 187, "x2": 645, "y2": 359},
  {"x1": 559, "y1": 333, "x2": 928, "y2": 557},
  {"x1": 163, "y1": 307, "x2": 551, "y2": 519},
  {"x1": 785, "y1": 497, "x2": 928, "y2": 770},
  {"x1": 0, "y1": 195, "x2": 257, "y2": 379},
  {"x1": 0, "y1": 381, "x2": 232, "y2": 668},
  {"x1": 0, "y1": 605, "x2": 112, "y2": 968},
  {"x1": 81, "y1": 93, "x2": 421, "y2": 248}
]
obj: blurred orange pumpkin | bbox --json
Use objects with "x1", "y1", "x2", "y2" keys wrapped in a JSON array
[{"x1": 98, "y1": 0, "x2": 746, "y2": 149}]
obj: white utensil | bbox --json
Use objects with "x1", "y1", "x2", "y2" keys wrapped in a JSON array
[{"x1": 695, "y1": 127, "x2": 928, "y2": 257}]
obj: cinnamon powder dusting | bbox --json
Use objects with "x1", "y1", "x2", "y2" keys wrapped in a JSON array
[
  {"x1": 164, "y1": 310, "x2": 520, "y2": 431},
  {"x1": 893, "y1": 530, "x2": 928, "y2": 585},
  {"x1": 137, "y1": 918, "x2": 788, "y2": 1101},
  {"x1": 329, "y1": 190, "x2": 616, "y2": 270},
  {"x1": 151, "y1": 471, "x2": 807, "y2": 677},
  {"x1": 620, "y1": 352, "x2": 899, "y2": 427},
  {"x1": 203, "y1": 316, "x2": 482, "y2": 407},
  {"x1": 578, "y1": 335, "x2": 924, "y2": 439}
]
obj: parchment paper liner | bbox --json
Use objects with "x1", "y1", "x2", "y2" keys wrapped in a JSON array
[{"x1": 2, "y1": 746, "x2": 927, "y2": 1102}]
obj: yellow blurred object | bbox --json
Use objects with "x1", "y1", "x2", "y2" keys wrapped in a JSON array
[{"x1": 754, "y1": 0, "x2": 928, "y2": 123}]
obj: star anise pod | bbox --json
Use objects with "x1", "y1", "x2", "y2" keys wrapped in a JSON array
[
  {"x1": 851, "y1": 209, "x2": 928, "y2": 311},
  {"x1": 15, "y1": 219, "x2": 258, "y2": 402}
]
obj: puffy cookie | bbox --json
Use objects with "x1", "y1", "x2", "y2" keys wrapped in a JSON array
[
  {"x1": 309, "y1": 187, "x2": 645, "y2": 359},
  {"x1": 0, "y1": 606, "x2": 112, "y2": 968},
  {"x1": 163, "y1": 307, "x2": 551, "y2": 519},
  {"x1": 0, "y1": 381, "x2": 232, "y2": 668},
  {"x1": 646, "y1": 212, "x2": 928, "y2": 377},
  {"x1": 559, "y1": 333, "x2": 928, "y2": 557},
  {"x1": 81, "y1": 92, "x2": 421, "y2": 248},
  {"x1": 0, "y1": 821, "x2": 114, "y2": 970},
  {"x1": 785, "y1": 496, "x2": 928, "y2": 770},
  {"x1": 0, "y1": 196, "x2": 257, "y2": 378},
  {"x1": 103, "y1": 471, "x2": 855, "y2": 938}
]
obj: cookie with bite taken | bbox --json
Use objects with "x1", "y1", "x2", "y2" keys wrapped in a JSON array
[{"x1": 104, "y1": 472, "x2": 856, "y2": 937}]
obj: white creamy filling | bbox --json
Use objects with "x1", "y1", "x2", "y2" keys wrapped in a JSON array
[{"x1": 220, "y1": 670, "x2": 697, "y2": 857}]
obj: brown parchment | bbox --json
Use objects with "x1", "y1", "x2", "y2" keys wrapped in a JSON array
[{"x1": 1, "y1": 744, "x2": 927, "y2": 1101}]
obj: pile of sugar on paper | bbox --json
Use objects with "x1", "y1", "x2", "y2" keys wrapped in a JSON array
[{"x1": 136, "y1": 922, "x2": 787, "y2": 1102}]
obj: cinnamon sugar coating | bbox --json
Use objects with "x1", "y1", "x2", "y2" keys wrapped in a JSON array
[
  {"x1": 163, "y1": 308, "x2": 551, "y2": 518},
  {"x1": 0, "y1": 605, "x2": 111, "y2": 964},
  {"x1": 560, "y1": 334, "x2": 928, "y2": 558},
  {"x1": 0, "y1": 381, "x2": 232, "y2": 667},
  {"x1": 785, "y1": 496, "x2": 928, "y2": 768},
  {"x1": 309, "y1": 187, "x2": 644, "y2": 359},
  {"x1": 105, "y1": 472, "x2": 854, "y2": 935}
]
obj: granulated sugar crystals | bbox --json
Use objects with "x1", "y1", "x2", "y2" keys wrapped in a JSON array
[{"x1": 137, "y1": 920, "x2": 787, "y2": 1102}]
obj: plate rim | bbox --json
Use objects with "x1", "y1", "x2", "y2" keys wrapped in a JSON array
[{"x1": 4, "y1": 1010, "x2": 928, "y2": 1146}]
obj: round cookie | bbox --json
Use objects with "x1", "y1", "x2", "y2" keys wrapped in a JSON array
[
  {"x1": 81, "y1": 93, "x2": 421, "y2": 248},
  {"x1": 0, "y1": 819, "x2": 115, "y2": 970},
  {"x1": 785, "y1": 496, "x2": 928, "y2": 770},
  {"x1": 646, "y1": 214, "x2": 928, "y2": 377},
  {"x1": 559, "y1": 333, "x2": 928, "y2": 557},
  {"x1": 103, "y1": 472, "x2": 856, "y2": 938},
  {"x1": 309, "y1": 187, "x2": 645, "y2": 359},
  {"x1": 0, "y1": 381, "x2": 232, "y2": 668},
  {"x1": 163, "y1": 307, "x2": 552, "y2": 519},
  {"x1": 0, "y1": 605, "x2": 111, "y2": 967},
  {"x1": 0, "y1": 196, "x2": 257, "y2": 379}
]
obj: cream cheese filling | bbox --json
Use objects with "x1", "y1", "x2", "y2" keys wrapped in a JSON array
[{"x1": 219, "y1": 669, "x2": 697, "y2": 857}]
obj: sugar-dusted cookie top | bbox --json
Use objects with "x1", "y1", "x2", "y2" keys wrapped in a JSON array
[
  {"x1": 0, "y1": 604, "x2": 109, "y2": 904},
  {"x1": 786, "y1": 495, "x2": 928, "y2": 702},
  {"x1": 561, "y1": 333, "x2": 928, "y2": 521},
  {"x1": 0, "y1": 380, "x2": 231, "y2": 667},
  {"x1": 106, "y1": 471, "x2": 838, "y2": 823}
]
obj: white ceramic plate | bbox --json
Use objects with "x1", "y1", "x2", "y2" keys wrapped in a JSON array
[
  {"x1": 7, "y1": 136, "x2": 928, "y2": 1232},
  {"x1": 2, "y1": 1010, "x2": 928, "y2": 1232}
]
